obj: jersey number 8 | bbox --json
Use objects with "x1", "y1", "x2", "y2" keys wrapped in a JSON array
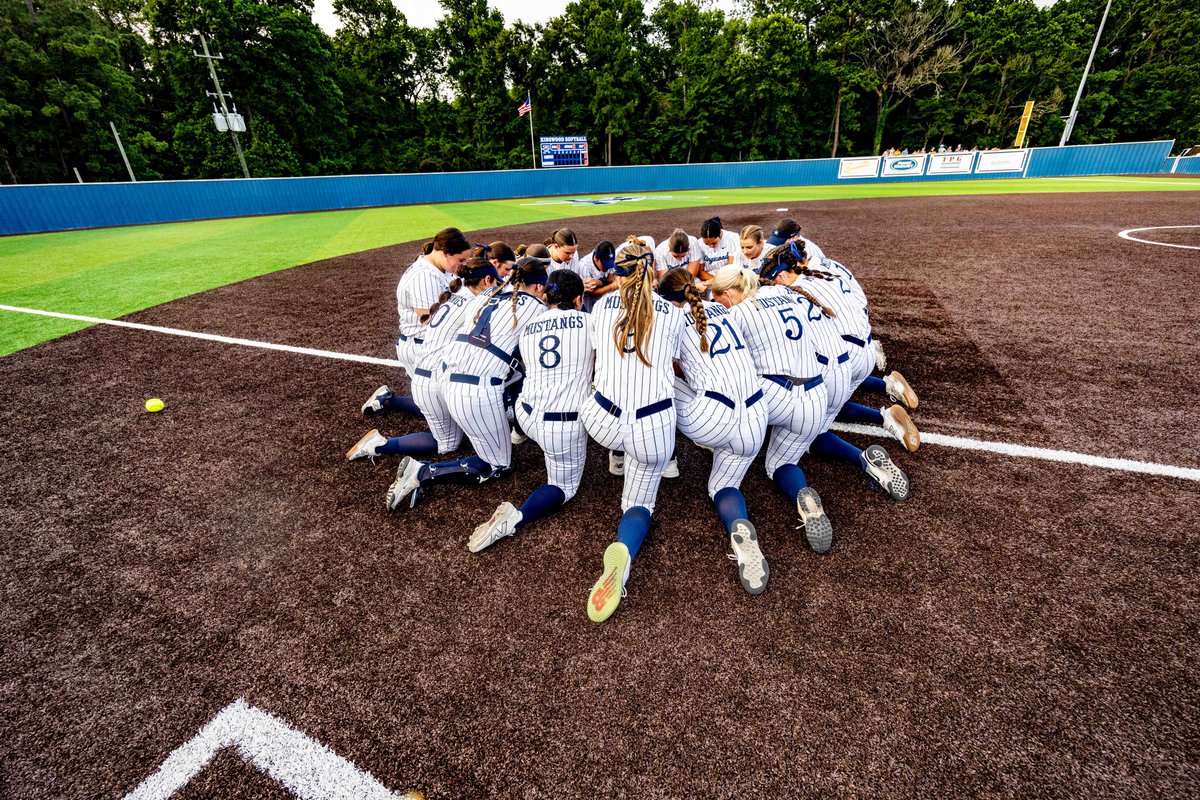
[{"x1": 538, "y1": 334, "x2": 561, "y2": 368}]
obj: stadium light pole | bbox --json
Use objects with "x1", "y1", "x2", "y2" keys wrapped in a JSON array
[
  {"x1": 1059, "y1": 0, "x2": 1113, "y2": 147},
  {"x1": 194, "y1": 36, "x2": 251, "y2": 179}
]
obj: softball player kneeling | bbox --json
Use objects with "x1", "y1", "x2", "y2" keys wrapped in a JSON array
[
  {"x1": 583, "y1": 243, "x2": 686, "y2": 623},
  {"x1": 383, "y1": 257, "x2": 548, "y2": 511},
  {"x1": 710, "y1": 265, "x2": 836, "y2": 553},
  {"x1": 470, "y1": 270, "x2": 593, "y2": 552},
  {"x1": 659, "y1": 268, "x2": 770, "y2": 595}
]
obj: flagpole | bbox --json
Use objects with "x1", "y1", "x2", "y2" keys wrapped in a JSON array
[{"x1": 527, "y1": 95, "x2": 537, "y2": 169}]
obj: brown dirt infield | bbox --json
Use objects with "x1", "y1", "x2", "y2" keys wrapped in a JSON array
[{"x1": 1, "y1": 191, "x2": 1199, "y2": 798}]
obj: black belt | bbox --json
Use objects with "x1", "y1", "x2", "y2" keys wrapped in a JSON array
[
  {"x1": 521, "y1": 402, "x2": 579, "y2": 422},
  {"x1": 594, "y1": 392, "x2": 672, "y2": 420},
  {"x1": 413, "y1": 367, "x2": 433, "y2": 379},
  {"x1": 398, "y1": 332, "x2": 424, "y2": 345},
  {"x1": 764, "y1": 374, "x2": 823, "y2": 392},
  {"x1": 842, "y1": 334, "x2": 867, "y2": 347},
  {"x1": 449, "y1": 373, "x2": 503, "y2": 386},
  {"x1": 837, "y1": 352, "x2": 850, "y2": 364},
  {"x1": 704, "y1": 389, "x2": 764, "y2": 409}
]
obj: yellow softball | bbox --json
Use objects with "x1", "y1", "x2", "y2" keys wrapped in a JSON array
[{"x1": 144, "y1": 398, "x2": 165, "y2": 413}]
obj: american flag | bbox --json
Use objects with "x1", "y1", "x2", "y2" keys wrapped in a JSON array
[{"x1": 517, "y1": 96, "x2": 532, "y2": 117}]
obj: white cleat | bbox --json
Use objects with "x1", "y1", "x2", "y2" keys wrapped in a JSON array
[
  {"x1": 861, "y1": 445, "x2": 910, "y2": 501},
  {"x1": 346, "y1": 429, "x2": 386, "y2": 462},
  {"x1": 883, "y1": 370, "x2": 918, "y2": 410},
  {"x1": 468, "y1": 502, "x2": 523, "y2": 553},
  {"x1": 795, "y1": 487, "x2": 834, "y2": 554},
  {"x1": 609, "y1": 451, "x2": 625, "y2": 476},
  {"x1": 881, "y1": 404, "x2": 921, "y2": 453},
  {"x1": 386, "y1": 456, "x2": 424, "y2": 511},
  {"x1": 663, "y1": 459, "x2": 680, "y2": 479},
  {"x1": 510, "y1": 428, "x2": 529, "y2": 445},
  {"x1": 361, "y1": 385, "x2": 391, "y2": 415},
  {"x1": 727, "y1": 519, "x2": 769, "y2": 594},
  {"x1": 873, "y1": 339, "x2": 887, "y2": 373}
]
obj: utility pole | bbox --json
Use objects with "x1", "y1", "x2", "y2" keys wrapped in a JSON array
[
  {"x1": 1059, "y1": 0, "x2": 1113, "y2": 147},
  {"x1": 193, "y1": 36, "x2": 251, "y2": 178},
  {"x1": 110, "y1": 121, "x2": 137, "y2": 182}
]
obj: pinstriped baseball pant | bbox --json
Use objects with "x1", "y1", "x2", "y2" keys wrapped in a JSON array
[
  {"x1": 516, "y1": 403, "x2": 587, "y2": 502},
  {"x1": 762, "y1": 378, "x2": 828, "y2": 475},
  {"x1": 675, "y1": 380, "x2": 768, "y2": 498},
  {"x1": 582, "y1": 398, "x2": 676, "y2": 513},
  {"x1": 444, "y1": 382, "x2": 512, "y2": 469},
  {"x1": 411, "y1": 373, "x2": 463, "y2": 455}
]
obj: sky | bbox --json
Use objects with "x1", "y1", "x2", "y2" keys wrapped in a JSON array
[{"x1": 311, "y1": 0, "x2": 745, "y2": 33}]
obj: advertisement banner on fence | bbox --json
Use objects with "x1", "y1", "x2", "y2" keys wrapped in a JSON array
[
  {"x1": 975, "y1": 149, "x2": 1029, "y2": 173},
  {"x1": 927, "y1": 152, "x2": 976, "y2": 175},
  {"x1": 838, "y1": 157, "x2": 880, "y2": 179},
  {"x1": 881, "y1": 155, "x2": 927, "y2": 176}
]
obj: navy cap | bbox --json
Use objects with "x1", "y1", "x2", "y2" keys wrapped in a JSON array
[
  {"x1": 766, "y1": 219, "x2": 801, "y2": 247},
  {"x1": 593, "y1": 240, "x2": 616, "y2": 272}
]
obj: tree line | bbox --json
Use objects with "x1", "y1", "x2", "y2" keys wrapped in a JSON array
[{"x1": 1, "y1": 0, "x2": 1196, "y2": 184}]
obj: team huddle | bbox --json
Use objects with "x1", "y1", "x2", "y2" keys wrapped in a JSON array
[{"x1": 346, "y1": 217, "x2": 922, "y2": 623}]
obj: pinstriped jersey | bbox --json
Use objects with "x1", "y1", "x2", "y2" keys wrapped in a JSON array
[
  {"x1": 590, "y1": 292, "x2": 686, "y2": 409},
  {"x1": 574, "y1": 253, "x2": 616, "y2": 313},
  {"x1": 734, "y1": 244, "x2": 769, "y2": 274},
  {"x1": 412, "y1": 290, "x2": 477, "y2": 373},
  {"x1": 654, "y1": 236, "x2": 701, "y2": 272},
  {"x1": 396, "y1": 256, "x2": 451, "y2": 337},
  {"x1": 730, "y1": 286, "x2": 823, "y2": 379},
  {"x1": 820, "y1": 258, "x2": 868, "y2": 308},
  {"x1": 442, "y1": 290, "x2": 546, "y2": 380},
  {"x1": 799, "y1": 235, "x2": 827, "y2": 264},
  {"x1": 786, "y1": 282, "x2": 846, "y2": 365},
  {"x1": 678, "y1": 300, "x2": 760, "y2": 400},
  {"x1": 551, "y1": 251, "x2": 582, "y2": 278},
  {"x1": 695, "y1": 230, "x2": 741, "y2": 273},
  {"x1": 519, "y1": 309, "x2": 594, "y2": 413},
  {"x1": 799, "y1": 275, "x2": 869, "y2": 340}
]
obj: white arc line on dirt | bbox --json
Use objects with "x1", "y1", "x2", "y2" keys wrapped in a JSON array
[
  {"x1": 831, "y1": 423, "x2": 1200, "y2": 481},
  {"x1": 1117, "y1": 225, "x2": 1200, "y2": 250},
  {"x1": 0, "y1": 304, "x2": 403, "y2": 368},
  {"x1": 3, "y1": 303, "x2": 1197, "y2": 482},
  {"x1": 123, "y1": 699, "x2": 418, "y2": 800}
]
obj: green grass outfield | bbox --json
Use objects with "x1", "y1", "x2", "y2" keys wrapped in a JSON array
[{"x1": 1, "y1": 175, "x2": 1197, "y2": 357}]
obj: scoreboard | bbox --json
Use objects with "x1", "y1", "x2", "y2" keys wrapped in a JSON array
[{"x1": 539, "y1": 136, "x2": 589, "y2": 168}]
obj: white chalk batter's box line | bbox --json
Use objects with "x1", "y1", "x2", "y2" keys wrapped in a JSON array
[{"x1": 2, "y1": 302, "x2": 1197, "y2": 483}]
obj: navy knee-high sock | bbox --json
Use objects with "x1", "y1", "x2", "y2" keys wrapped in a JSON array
[
  {"x1": 616, "y1": 506, "x2": 652, "y2": 559},
  {"x1": 713, "y1": 487, "x2": 749, "y2": 534},
  {"x1": 417, "y1": 455, "x2": 505, "y2": 486},
  {"x1": 836, "y1": 401, "x2": 883, "y2": 425},
  {"x1": 810, "y1": 432, "x2": 863, "y2": 467},
  {"x1": 861, "y1": 376, "x2": 887, "y2": 394},
  {"x1": 771, "y1": 464, "x2": 808, "y2": 500},
  {"x1": 516, "y1": 484, "x2": 566, "y2": 528},
  {"x1": 383, "y1": 394, "x2": 423, "y2": 417},
  {"x1": 378, "y1": 431, "x2": 439, "y2": 457}
]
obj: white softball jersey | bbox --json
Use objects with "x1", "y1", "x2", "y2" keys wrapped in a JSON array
[
  {"x1": 616, "y1": 236, "x2": 656, "y2": 258},
  {"x1": 394, "y1": 256, "x2": 451, "y2": 369},
  {"x1": 674, "y1": 301, "x2": 768, "y2": 497},
  {"x1": 574, "y1": 252, "x2": 613, "y2": 312},
  {"x1": 439, "y1": 290, "x2": 546, "y2": 469},
  {"x1": 583, "y1": 291, "x2": 686, "y2": 512},
  {"x1": 408, "y1": 289, "x2": 477, "y2": 454},
  {"x1": 653, "y1": 236, "x2": 701, "y2": 273},
  {"x1": 800, "y1": 274, "x2": 874, "y2": 387},
  {"x1": 694, "y1": 229, "x2": 741, "y2": 274},
  {"x1": 517, "y1": 308, "x2": 594, "y2": 501},
  {"x1": 734, "y1": 244, "x2": 769, "y2": 273}
]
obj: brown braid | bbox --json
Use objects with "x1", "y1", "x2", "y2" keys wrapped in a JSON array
[{"x1": 660, "y1": 267, "x2": 708, "y2": 352}]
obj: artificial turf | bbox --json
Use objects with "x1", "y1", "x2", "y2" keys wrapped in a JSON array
[{"x1": 1, "y1": 175, "x2": 1197, "y2": 356}]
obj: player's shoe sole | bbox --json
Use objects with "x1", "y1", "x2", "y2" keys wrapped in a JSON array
[
  {"x1": 662, "y1": 459, "x2": 680, "y2": 479},
  {"x1": 728, "y1": 519, "x2": 769, "y2": 594},
  {"x1": 386, "y1": 457, "x2": 423, "y2": 510},
  {"x1": 468, "y1": 502, "x2": 522, "y2": 553},
  {"x1": 861, "y1": 445, "x2": 910, "y2": 501},
  {"x1": 346, "y1": 429, "x2": 386, "y2": 462},
  {"x1": 884, "y1": 371, "x2": 918, "y2": 410},
  {"x1": 587, "y1": 542, "x2": 630, "y2": 623},
  {"x1": 608, "y1": 452, "x2": 624, "y2": 476},
  {"x1": 795, "y1": 487, "x2": 834, "y2": 554},
  {"x1": 881, "y1": 404, "x2": 921, "y2": 453},
  {"x1": 361, "y1": 385, "x2": 391, "y2": 415}
]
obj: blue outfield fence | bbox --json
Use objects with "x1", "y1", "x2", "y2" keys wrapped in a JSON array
[
  {"x1": 0, "y1": 140, "x2": 1178, "y2": 236},
  {"x1": 1169, "y1": 156, "x2": 1200, "y2": 175}
]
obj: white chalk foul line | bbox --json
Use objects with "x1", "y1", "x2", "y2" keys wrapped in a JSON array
[
  {"x1": 0, "y1": 304, "x2": 403, "y2": 368},
  {"x1": 3, "y1": 303, "x2": 1197, "y2": 482},
  {"x1": 124, "y1": 699, "x2": 418, "y2": 800},
  {"x1": 1117, "y1": 225, "x2": 1200, "y2": 251},
  {"x1": 831, "y1": 423, "x2": 1200, "y2": 482}
]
